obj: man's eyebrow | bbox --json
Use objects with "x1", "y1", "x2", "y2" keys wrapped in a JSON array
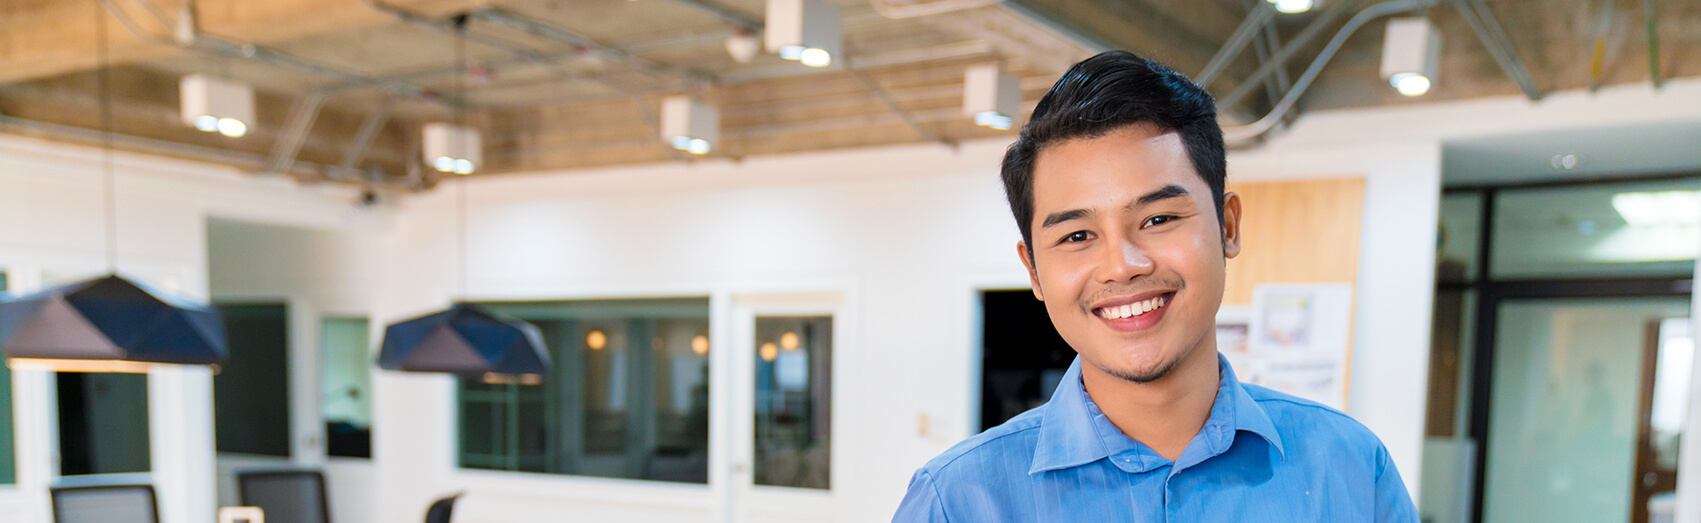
[
  {"x1": 1039, "y1": 185, "x2": 1190, "y2": 229},
  {"x1": 1127, "y1": 184, "x2": 1190, "y2": 209},
  {"x1": 1040, "y1": 208, "x2": 1092, "y2": 229}
]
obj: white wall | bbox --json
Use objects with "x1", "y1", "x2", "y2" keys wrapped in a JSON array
[
  {"x1": 0, "y1": 133, "x2": 381, "y2": 523},
  {"x1": 206, "y1": 218, "x2": 383, "y2": 523}
]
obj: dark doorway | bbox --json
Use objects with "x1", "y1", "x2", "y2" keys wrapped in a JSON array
[
  {"x1": 57, "y1": 372, "x2": 151, "y2": 476},
  {"x1": 980, "y1": 290, "x2": 1075, "y2": 431},
  {"x1": 215, "y1": 303, "x2": 292, "y2": 457}
]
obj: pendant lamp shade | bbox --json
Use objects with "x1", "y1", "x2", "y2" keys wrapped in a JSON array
[
  {"x1": 378, "y1": 303, "x2": 549, "y2": 378},
  {"x1": 0, "y1": 275, "x2": 227, "y2": 365}
]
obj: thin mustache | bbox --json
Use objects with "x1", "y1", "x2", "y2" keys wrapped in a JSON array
[{"x1": 1078, "y1": 277, "x2": 1185, "y2": 310}]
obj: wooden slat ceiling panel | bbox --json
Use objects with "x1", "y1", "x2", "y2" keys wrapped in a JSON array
[{"x1": 1, "y1": 0, "x2": 1697, "y2": 186}]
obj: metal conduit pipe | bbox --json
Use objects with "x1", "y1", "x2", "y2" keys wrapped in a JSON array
[
  {"x1": 360, "y1": 0, "x2": 616, "y2": 92},
  {"x1": 92, "y1": 0, "x2": 469, "y2": 108},
  {"x1": 869, "y1": 0, "x2": 1003, "y2": 19},
  {"x1": 1215, "y1": 0, "x2": 1354, "y2": 113},
  {"x1": 670, "y1": 0, "x2": 764, "y2": 29},
  {"x1": 0, "y1": 114, "x2": 419, "y2": 192},
  {"x1": 1195, "y1": 2, "x2": 1276, "y2": 87},
  {"x1": 1644, "y1": 0, "x2": 1661, "y2": 88},
  {"x1": 1449, "y1": 0, "x2": 1542, "y2": 100},
  {"x1": 470, "y1": 7, "x2": 714, "y2": 84},
  {"x1": 1223, "y1": 0, "x2": 1436, "y2": 143}
]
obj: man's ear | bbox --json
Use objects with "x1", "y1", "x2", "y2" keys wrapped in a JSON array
[
  {"x1": 1017, "y1": 241, "x2": 1044, "y2": 301},
  {"x1": 1221, "y1": 192, "x2": 1243, "y2": 259}
]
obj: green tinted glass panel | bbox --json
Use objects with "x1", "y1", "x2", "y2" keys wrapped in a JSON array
[
  {"x1": 0, "y1": 272, "x2": 12, "y2": 484},
  {"x1": 1490, "y1": 178, "x2": 1700, "y2": 279},
  {"x1": 456, "y1": 298, "x2": 711, "y2": 483},
  {"x1": 323, "y1": 317, "x2": 372, "y2": 458}
]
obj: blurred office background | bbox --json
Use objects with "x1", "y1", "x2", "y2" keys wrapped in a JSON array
[{"x1": 0, "y1": 0, "x2": 1698, "y2": 522}]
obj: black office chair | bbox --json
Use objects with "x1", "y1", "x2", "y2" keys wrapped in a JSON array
[
  {"x1": 423, "y1": 493, "x2": 462, "y2": 523},
  {"x1": 50, "y1": 484, "x2": 160, "y2": 523},
  {"x1": 238, "y1": 470, "x2": 332, "y2": 523}
]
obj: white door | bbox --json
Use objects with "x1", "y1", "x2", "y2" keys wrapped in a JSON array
[{"x1": 727, "y1": 291, "x2": 845, "y2": 523}]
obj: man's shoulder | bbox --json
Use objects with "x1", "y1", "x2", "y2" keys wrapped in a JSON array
[
  {"x1": 1242, "y1": 382, "x2": 1385, "y2": 450},
  {"x1": 917, "y1": 403, "x2": 1047, "y2": 480}
]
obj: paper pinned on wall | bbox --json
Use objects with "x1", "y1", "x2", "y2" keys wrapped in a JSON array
[{"x1": 1219, "y1": 283, "x2": 1355, "y2": 410}]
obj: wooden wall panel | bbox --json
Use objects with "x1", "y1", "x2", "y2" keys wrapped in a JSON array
[{"x1": 1222, "y1": 177, "x2": 1365, "y2": 306}]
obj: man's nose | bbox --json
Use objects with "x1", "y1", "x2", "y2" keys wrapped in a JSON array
[{"x1": 1098, "y1": 234, "x2": 1154, "y2": 284}]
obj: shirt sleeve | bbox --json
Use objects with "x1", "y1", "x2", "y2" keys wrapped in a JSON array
[
  {"x1": 1374, "y1": 444, "x2": 1420, "y2": 523},
  {"x1": 892, "y1": 469, "x2": 950, "y2": 523}
]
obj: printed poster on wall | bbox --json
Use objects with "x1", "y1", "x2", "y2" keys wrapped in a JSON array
[{"x1": 1216, "y1": 283, "x2": 1354, "y2": 410}]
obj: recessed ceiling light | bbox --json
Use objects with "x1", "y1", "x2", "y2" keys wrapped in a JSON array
[{"x1": 1612, "y1": 190, "x2": 1701, "y2": 227}]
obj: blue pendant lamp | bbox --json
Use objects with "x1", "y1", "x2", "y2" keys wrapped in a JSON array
[
  {"x1": 376, "y1": 14, "x2": 549, "y2": 384},
  {"x1": 378, "y1": 304, "x2": 547, "y2": 383},
  {"x1": 0, "y1": 4, "x2": 227, "y2": 373},
  {"x1": 0, "y1": 276, "x2": 228, "y2": 372}
]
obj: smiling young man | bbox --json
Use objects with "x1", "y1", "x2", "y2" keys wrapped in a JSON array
[{"x1": 892, "y1": 52, "x2": 1418, "y2": 522}]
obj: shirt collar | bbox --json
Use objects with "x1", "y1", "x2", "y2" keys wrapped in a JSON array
[{"x1": 1028, "y1": 352, "x2": 1284, "y2": 475}]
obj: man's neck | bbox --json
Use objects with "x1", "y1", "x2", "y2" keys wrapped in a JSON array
[{"x1": 1079, "y1": 344, "x2": 1221, "y2": 462}]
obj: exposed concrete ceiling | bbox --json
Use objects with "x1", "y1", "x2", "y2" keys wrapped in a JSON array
[{"x1": 1, "y1": 0, "x2": 1696, "y2": 191}]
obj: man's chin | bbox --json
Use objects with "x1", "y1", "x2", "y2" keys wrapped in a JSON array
[{"x1": 1084, "y1": 352, "x2": 1182, "y2": 385}]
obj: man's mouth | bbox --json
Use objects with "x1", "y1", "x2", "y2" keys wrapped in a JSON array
[{"x1": 1092, "y1": 292, "x2": 1175, "y2": 320}]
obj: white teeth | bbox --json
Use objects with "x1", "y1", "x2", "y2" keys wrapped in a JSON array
[{"x1": 1099, "y1": 295, "x2": 1170, "y2": 320}]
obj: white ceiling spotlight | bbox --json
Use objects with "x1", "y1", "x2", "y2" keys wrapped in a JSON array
[
  {"x1": 1381, "y1": 17, "x2": 1442, "y2": 97},
  {"x1": 766, "y1": 0, "x2": 840, "y2": 68},
  {"x1": 1267, "y1": 0, "x2": 1316, "y2": 14},
  {"x1": 661, "y1": 94, "x2": 719, "y2": 155},
  {"x1": 180, "y1": 74, "x2": 255, "y2": 138},
  {"x1": 964, "y1": 63, "x2": 1020, "y2": 131},
  {"x1": 423, "y1": 123, "x2": 482, "y2": 175}
]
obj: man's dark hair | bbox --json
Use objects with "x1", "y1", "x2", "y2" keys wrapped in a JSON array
[{"x1": 1000, "y1": 51, "x2": 1226, "y2": 254}]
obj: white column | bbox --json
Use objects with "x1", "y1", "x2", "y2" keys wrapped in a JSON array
[
  {"x1": 150, "y1": 365, "x2": 217, "y2": 523},
  {"x1": 289, "y1": 297, "x2": 326, "y2": 466},
  {"x1": 1673, "y1": 179, "x2": 1701, "y2": 523}
]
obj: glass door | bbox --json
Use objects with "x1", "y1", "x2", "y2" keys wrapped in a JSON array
[
  {"x1": 728, "y1": 293, "x2": 841, "y2": 522},
  {"x1": 1482, "y1": 297, "x2": 1691, "y2": 523}
]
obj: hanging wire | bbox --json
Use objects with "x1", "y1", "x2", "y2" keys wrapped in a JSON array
[
  {"x1": 98, "y1": 0, "x2": 118, "y2": 273},
  {"x1": 454, "y1": 14, "x2": 469, "y2": 301}
]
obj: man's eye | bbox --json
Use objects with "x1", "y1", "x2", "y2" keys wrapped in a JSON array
[
  {"x1": 1144, "y1": 215, "x2": 1178, "y2": 228},
  {"x1": 1060, "y1": 231, "x2": 1092, "y2": 244}
]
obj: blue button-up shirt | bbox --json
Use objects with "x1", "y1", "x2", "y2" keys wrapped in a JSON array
[{"x1": 894, "y1": 354, "x2": 1418, "y2": 522}]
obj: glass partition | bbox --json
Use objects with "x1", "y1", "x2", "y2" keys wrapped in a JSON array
[
  {"x1": 0, "y1": 271, "x2": 13, "y2": 484},
  {"x1": 458, "y1": 297, "x2": 712, "y2": 483},
  {"x1": 1491, "y1": 179, "x2": 1699, "y2": 279},
  {"x1": 322, "y1": 317, "x2": 372, "y2": 458},
  {"x1": 753, "y1": 316, "x2": 832, "y2": 490}
]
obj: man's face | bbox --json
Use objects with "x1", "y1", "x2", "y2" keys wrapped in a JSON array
[{"x1": 1018, "y1": 124, "x2": 1241, "y2": 383}]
